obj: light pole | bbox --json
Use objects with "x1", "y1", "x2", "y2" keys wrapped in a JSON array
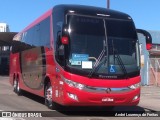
[{"x1": 107, "y1": 0, "x2": 110, "y2": 9}]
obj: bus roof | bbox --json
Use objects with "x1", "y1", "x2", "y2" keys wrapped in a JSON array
[
  {"x1": 53, "y1": 4, "x2": 132, "y2": 20},
  {"x1": 19, "y1": 4, "x2": 132, "y2": 34}
]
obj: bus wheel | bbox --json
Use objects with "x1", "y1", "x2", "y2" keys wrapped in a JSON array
[
  {"x1": 13, "y1": 78, "x2": 17, "y2": 93},
  {"x1": 45, "y1": 82, "x2": 55, "y2": 109},
  {"x1": 13, "y1": 77, "x2": 22, "y2": 96}
]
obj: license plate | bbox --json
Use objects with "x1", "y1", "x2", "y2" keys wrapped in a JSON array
[{"x1": 102, "y1": 97, "x2": 114, "y2": 102}]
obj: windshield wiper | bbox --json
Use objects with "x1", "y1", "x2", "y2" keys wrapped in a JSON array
[
  {"x1": 88, "y1": 40, "x2": 107, "y2": 78},
  {"x1": 88, "y1": 49, "x2": 105, "y2": 78},
  {"x1": 112, "y1": 40, "x2": 128, "y2": 79},
  {"x1": 115, "y1": 51, "x2": 128, "y2": 79}
]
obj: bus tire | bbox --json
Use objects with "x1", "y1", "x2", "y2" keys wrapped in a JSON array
[
  {"x1": 13, "y1": 77, "x2": 22, "y2": 96},
  {"x1": 13, "y1": 77, "x2": 17, "y2": 93},
  {"x1": 45, "y1": 82, "x2": 55, "y2": 110}
]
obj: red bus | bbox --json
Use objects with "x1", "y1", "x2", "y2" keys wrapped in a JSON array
[{"x1": 10, "y1": 5, "x2": 152, "y2": 109}]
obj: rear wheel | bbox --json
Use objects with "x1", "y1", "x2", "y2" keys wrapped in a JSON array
[
  {"x1": 13, "y1": 77, "x2": 22, "y2": 96},
  {"x1": 13, "y1": 77, "x2": 17, "y2": 92}
]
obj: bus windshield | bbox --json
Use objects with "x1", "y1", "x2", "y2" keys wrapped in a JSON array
[{"x1": 66, "y1": 15, "x2": 140, "y2": 79}]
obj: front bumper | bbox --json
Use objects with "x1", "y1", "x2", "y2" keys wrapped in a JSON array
[{"x1": 62, "y1": 87, "x2": 140, "y2": 106}]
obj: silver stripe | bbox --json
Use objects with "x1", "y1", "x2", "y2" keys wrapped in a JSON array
[{"x1": 84, "y1": 86, "x2": 132, "y2": 94}]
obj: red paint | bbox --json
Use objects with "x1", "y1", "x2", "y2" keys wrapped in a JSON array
[{"x1": 56, "y1": 70, "x2": 141, "y2": 106}]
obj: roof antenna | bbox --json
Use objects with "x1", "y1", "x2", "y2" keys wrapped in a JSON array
[{"x1": 107, "y1": 0, "x2": 110, "y2": 9}]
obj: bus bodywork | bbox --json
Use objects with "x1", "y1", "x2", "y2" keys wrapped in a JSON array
[{"x1": 9, "y1": 5, "x2": 152, "y2": 109}]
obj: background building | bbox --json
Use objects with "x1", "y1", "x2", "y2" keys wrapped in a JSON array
[
  {"x1": 148, "y1": 31, "x2": 160, "y2": 86},
  {"x1": 0, "y1": 32, "x2": 17, "y2": 75},
  {"x1": 0, "y1": 23, "x2": 17, "y2": 75},
  {"x1": 0, "y1": 23, "x2": 10, "y2": 32}
]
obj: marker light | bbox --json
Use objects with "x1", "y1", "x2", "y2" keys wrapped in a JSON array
[
  {"x1": 146, "y1": 43, "x2": 152, "y2": 50},
  {"x1": 97, "y1": 13, "x2": 110, "y2": 17},
  {"x1": 69, "y1": 10, "x2": 75, "y2": 13},
  {"x1": 61, "y1": 36, "x2": 69, "y2": 45}
]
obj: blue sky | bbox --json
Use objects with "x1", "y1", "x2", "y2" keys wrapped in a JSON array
[{"x1": 0, "y1": 0, "x2": 160, "y2": 32}]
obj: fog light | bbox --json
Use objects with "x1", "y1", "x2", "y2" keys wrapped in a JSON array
[
  {"x1": 133, "y1": 95, "x2": 139, "y2": 101},
  {"x1": 67, "y1": 93, "x2": 78, "y2": 101}
]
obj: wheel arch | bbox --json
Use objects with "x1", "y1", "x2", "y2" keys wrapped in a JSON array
[{"x1": 44, "y1": 75, "x2": 51, "y2": 84}]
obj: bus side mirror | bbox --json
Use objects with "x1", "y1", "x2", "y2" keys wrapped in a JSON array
[
  {"x1": 136, "y1": 29, "x2": 152, "y2": 50},
  {"x1": 56, "y1": 32, "x2": 65, "y2": 56}
]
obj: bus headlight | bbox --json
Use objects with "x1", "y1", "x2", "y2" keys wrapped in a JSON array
[
  {"x1": 129, "y1": 83, "x2": 140, "y2": 90},
  {"x1": 64, "y1": 78, "x2": 85, "y2": 90}
]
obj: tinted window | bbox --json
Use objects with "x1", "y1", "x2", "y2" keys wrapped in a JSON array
[
  {"x1": 68, "y1": 15, "x2": 105, "y2": 58},
  {"x1": 21, "y1": 17, "x2": 50, "y2": 47},
  {"x1": 64, "y1": 15, "x2": 139, "y2": 78},
  {"x1": 39, "y1": 17, "x2": 50, "y2": 47},
  {"x1": 106, "y1": 19, "x2": 137, "y2": 39},
  {"x1": 68, "y1": 15, "x2": 105, "y2": 36},
  {"x1": 21, "y1": 27, "x2": 35, "y2": 46},
  {"x1": 53, "y1": 10, "x2": 64, "y2": 51}
]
